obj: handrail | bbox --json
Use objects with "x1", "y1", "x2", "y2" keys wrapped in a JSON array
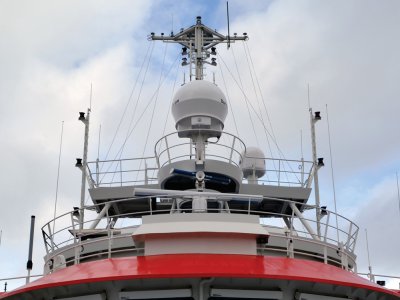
[
  {"x1": 41, "y1": 196, "x2": 359, "y2": 268},
  {"x1": 86, "y1": 131, "x2": 314, "y2": 188},
  {"x1": 154, "y1": 131, "x2": 246, "y2": 170},
  {"x1": 87, "y1": 156, "x2": 158, "y2": 187}
]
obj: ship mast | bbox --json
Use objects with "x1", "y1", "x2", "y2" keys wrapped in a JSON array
[{"x1": 149, "y1": 16, "x2": 248, "y2": 80}]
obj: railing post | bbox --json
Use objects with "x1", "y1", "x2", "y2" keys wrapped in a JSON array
[
  {"x1": 106, "y1": 208, "x2": 112, "y2": 259},
  {"x1": 74, "y1": 235, "x2": 80, "y2": 265},
  {"x1": 145, "y1": 161, "x2": 148, "y2": 185},
  {"x1": 149, "y1": 197, "x2": 153, "y2": 215},
  {"x1": 120, "y1": 160, "x2": 123, "y2": 186},
  {"x1": 42, "y1": 230, "x2": 49, "y2": 254},
  {"x1": 96, "y1": 159, "x2": 99, "y2": 187},
  {"x1": 47, "y1": 223, "x2": 54, "y2": 253},
  {"x1": 229, "y1": 137, "x2": 235, "y2": 164},
  {"x1": 345, "y1": 222, "x2": 353, "y2": 249},
  {"x1": 352, "y1": 228, "x2": 359, "y2": 252},
  {"x1": 165, "y1": 137, "x2": 171, "y2": 164},
  {"x1": 278, "y1": 160, "x2": 281, "y2": 186},
  {"x1": 285, "y1": 230, "x2": 294, "y2": 258},
  {"x1": 323, "y1": 211, "x2": 330, "y2": 242},
  {"x1": 189, "y1": 138, "x2": 193, "y2": 160}
]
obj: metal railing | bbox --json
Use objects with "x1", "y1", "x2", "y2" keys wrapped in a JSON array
[
  {"x1": 86, "y1": 131, "x2": 314, "y2": 188},
  {"x1": 87, "y1": 156, "x2": 159, "y2": 187},
  {"x1": 245, "y1": 156, "x2": 314, "y2": 187},
  {"x1": 154, "y1": 131, "x2": 246, "y2": 168},
  {"x1": 41, "y1": 195, "x2": 359, "y2": 273}
]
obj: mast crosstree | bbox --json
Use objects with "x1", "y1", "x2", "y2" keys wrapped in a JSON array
[{"x1": 149, "y1": 16, "x2": 248, "y2": 80}]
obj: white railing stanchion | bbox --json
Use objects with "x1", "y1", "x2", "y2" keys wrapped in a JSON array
[{"x1": 323, "y1": 211, "x2": 330, "y2": 242}]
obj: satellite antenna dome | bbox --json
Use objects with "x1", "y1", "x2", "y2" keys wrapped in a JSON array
[
  {"x1": 171, "y1": 80, "x2": 228, "y2": 139},
  {"x1": 240, "y1": 147, "x2": 266, "y2": 180}
]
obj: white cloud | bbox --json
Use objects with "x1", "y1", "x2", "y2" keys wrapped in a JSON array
[
  {"x1": 0, "y1": 0, "x2": 399, "y2": 292},
  {"x1": 353, "y1": 175, "x2": 400, "y2": 288}
]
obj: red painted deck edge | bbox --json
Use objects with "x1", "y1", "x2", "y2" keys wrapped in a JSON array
[{"x1": 1, "y1": 254, "x2": 399, "y2": 298}]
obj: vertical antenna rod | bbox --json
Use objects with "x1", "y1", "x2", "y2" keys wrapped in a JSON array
[
  {"x1": 52, "y1": 121, "x2": 64, "y2": 237},
  {"x1": 365, "y1": 228, "x2": 374, "y2": 282},
  {"x1": 396, "y1": 172, "x2": 400, "y2": 215},
  {"x1": 326, "y1": 104, "x2": 340, "y2": 242},
  {"x1": 300, "y1": 130, "x2": 305, "y2": 185},
  {"x1": 227, "y1": 1, "x2": 231, "y2": 49},
  {"x1": 26, "y1": 215, "x2": 35, "y2": 284}
]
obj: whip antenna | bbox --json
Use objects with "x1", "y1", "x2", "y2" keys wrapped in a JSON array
[
  {"x1": 326, "y1": 104, "x2": 339, "y2": 242},
  {"x1": 396, "y1": 172, "x2": 400, "y2": 215},
  {"x1": 365, "y1": 228, "x2": 374, "y2": 282},
  {"x1": 52, "y1": 121, "x2": 64, "y2": 237},
  {"x1": 227, "y1": 2, "x2": 231, "y2": 49}
]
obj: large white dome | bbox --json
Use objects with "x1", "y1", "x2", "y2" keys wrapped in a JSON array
[{"x1": 171, "y1": 80, "x2": 228, "y2": 138}]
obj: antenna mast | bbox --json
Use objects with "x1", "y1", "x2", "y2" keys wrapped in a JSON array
[
  {"x1": 149, "y1": 16, "x2": 248, "y2": 81},
  {"x1": 26, "y1": 215, "x2": 35, "y2": 284},
  {"x1": 310, "y1": 107, "x2": 323, "y2": 238},
  {"x1": 77, "y1": 109, "x2": 90, "y2": 230}
]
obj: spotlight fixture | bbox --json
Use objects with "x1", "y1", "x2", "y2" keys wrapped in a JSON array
[
  {"x1": 211, "y1": 58, "x2": 217, "y2": 66},
  {"x1": 72, "y1": 207, "x2": 80, "y2": 218},
  {"x1": 211, "y1": 47, "x2": 216, "y2": 55},
  {"x1": 317, "y1": 157, "x2": 324, "y2": 167},
  {"x1": 321, "y1": 206, "x2": 328, "y2": 216},
  {"x1": 75, "y1": 158, "x2": 83, "y2": 168},
  {"x1": 314, "y1": 111, "x2": 321, "y2": 120},
  {"x1": 78, "y1": 112, "x2": 86, "y2": 121},
  {"x1": 181, "y1": 57, "x2": 188, "y2": 66},
  {"x1": 182, "y1": 47, "x2": 188, "y2": 56}
]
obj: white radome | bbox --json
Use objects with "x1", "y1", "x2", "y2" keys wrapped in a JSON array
[
  {"x1": 240, "y1": 147, "x2": 266, "y2": 178},
  {"x1": 171, "y1": 80, "x2": 228, "y2": 136}
]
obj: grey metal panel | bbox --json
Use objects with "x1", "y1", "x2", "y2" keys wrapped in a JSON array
[
  {"x1": 89, "y1": 185, "x2": 159, "y2": 201},
  {"x1": 240, "y1": 184, "x2": 311, "y2": 201}
]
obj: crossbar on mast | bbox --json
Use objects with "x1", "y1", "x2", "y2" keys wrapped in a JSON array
[{"x1": 149, "y1": 16, "x2": 248, "y2": 81}]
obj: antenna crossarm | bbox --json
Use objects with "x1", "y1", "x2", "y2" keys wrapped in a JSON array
[
  {"x1": 149, "y1": 17, "x2": 248, "y2": 80},
  {"x1": 149, "y1": 34, "x2": 247, "y2": 45},
  {"x1": 149, "y1": 23, "x2": 248, "y2": 47}
]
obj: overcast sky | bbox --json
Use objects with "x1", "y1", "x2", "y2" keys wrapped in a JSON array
[{"x1": 0, "y1": 0, "x2": 399, "y2": 291}]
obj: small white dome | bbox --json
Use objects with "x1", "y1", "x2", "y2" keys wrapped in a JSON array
[
  {"x1": 240, "y1": 147, "x2": 266, "y2": 178},
  {"x1": 171, "y1": 81, "x2": 228, "y2": 137}
]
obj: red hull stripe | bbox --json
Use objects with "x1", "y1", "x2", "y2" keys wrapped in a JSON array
[{"x1": 1, "y1": 255, "x2": 398, "y2": 298}]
